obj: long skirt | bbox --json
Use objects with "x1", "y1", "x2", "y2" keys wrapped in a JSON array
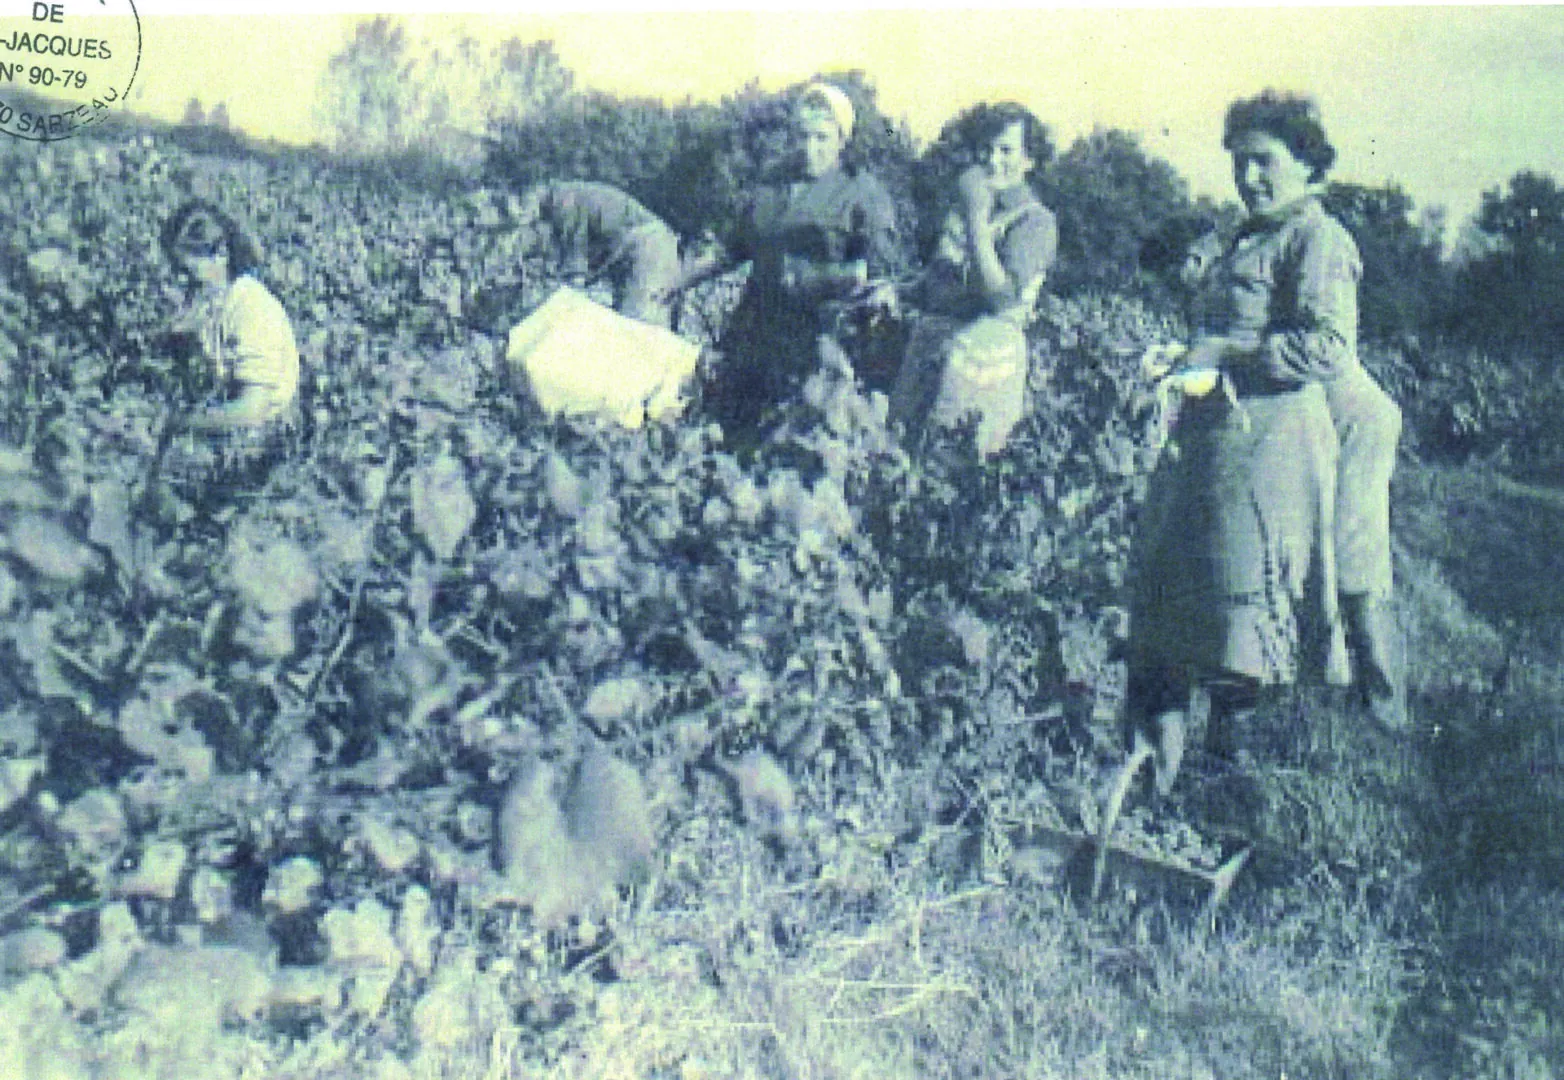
[
  {"x1": 1325, "y1": 364, "x2": 1401, "y2": 597},
  {"x1": 1126, "y1": 384, "x2": 1350, "y2": 722},
  {"x1": 707, "y1": 292, "x2": 828, "y2": 437},
  {"x1": 889, "y1": 312, "x2": 1029, "y2": 457}
]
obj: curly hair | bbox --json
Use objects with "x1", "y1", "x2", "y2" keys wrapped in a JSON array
[
  {"x1": 160, "y1": 199, "x2": 263, "y2": 280},
  {"x1": 961, "y1": 101, "x2": 1054, "y2": 169},
  {"x1": 1222, "y1": 90, "x2": 1336, "y2": 181}
]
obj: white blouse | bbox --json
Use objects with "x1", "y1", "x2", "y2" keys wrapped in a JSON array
[{"x1": 195, "y1": 274, "x2": 300, "y2": 427}]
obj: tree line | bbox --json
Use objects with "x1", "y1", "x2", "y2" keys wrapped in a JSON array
[{"x1": 311, "y1": 17, "x2": 1564, "y2": 362}]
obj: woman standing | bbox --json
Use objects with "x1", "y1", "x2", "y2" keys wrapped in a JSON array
[
  {"x1": 1127, "y1": 91, "x2": 1390, "y2": 791},
  {"x1": 680, "y1": 82, "x2": 899, "y2": 437},
  {"x1": 889, "y1": 101, "x2": 1057, "y2": 456}
]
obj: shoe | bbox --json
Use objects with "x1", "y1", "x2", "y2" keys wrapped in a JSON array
[
  {"x1": 1204, "y1": 705, "x2": 1254, "y2": 761},
  {"x1": 1366, "y1": 684, "x2": 1409, "y2": 732}
]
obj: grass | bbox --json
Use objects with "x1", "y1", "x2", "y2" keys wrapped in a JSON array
[
  {"x1": 438, "y1": 828, "x2": 1415, "y2": 1080},
  {"x1": 1394, "y1": 465, "x2": 1564, "y2": 630},
  {"x1": 5, "y1": 450, "x2": 1563, "y2": 1079}
]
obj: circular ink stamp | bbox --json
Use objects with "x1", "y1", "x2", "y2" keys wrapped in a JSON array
[{"x1": 0, "y1": 0, "x2": 140, "y2": 141}]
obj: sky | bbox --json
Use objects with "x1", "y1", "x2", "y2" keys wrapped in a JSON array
[{"x1": 114, "y1": 4, "x2": 1564, "y2": 229}]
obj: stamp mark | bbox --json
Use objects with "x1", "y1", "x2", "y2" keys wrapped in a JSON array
[{"x1": 0, "y1": 0, "x2": 140, "y2": 141}]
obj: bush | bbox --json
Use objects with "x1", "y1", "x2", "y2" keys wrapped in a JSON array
[
  {"x1": 0, "y1": 102, "x2": 1559, "y2": 1080},
  {"x1": 1036, "y1": 128, "x2": 1195, "y2": 296},
  {"x1": 485, "y1": 70, "x2": 919, "y2": 270},
  {"x1": 1365, "y1": 340, "x2": 1564, "y2": 480}
]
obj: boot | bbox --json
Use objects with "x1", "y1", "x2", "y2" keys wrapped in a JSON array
[
  {"x1": 1342, "y1": 592, "x2": 1407, "y2": 730},
  {"x1": 1204, "y1": 676, "x2": 1259, "y2": 764},
  {"x1": 1125, "y1": 666, "x2": 1190, "y2": 793},
  {"x1": 1152, "y1": 710, "x2": 1187, "y2": 796}
]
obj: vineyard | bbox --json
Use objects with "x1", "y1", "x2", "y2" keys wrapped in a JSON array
[{"x1": 0, "y1": 122, "x2": 1561, "y2": 1080}]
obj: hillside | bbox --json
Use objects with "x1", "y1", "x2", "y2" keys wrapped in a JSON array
[{"x1": 0, "y1": 125, "x2": 1558, "y2": 1079}]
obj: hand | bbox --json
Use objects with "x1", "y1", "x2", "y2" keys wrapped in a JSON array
[
  {"x1": 1140, "y1": 341, "x2": 1188, "y2": 380},
  {"x1": 781, "y1": 254, "x2": 812, "y2": 294},
  {"x1": 1167, "y1": 367, "x2": 1220, "y2": 398},
  {"x1": 1180, "y1": 336, "x2": 1232, "y2": 372},
  {"x1": 857, "y1": 279, "x2": 900, "y2": 320},
  {"x1": 956, "y1": 165, "x2": 992, "y2": 215},
  {"x1": 180, "y1": 406, "x2": 221, "y2": 434},
  {"x1": 689, "y1": 229, "x2": 721, "y2": 263},
  {"x1": 512, "y1": 188, "x2": 544, "y2": 228}
]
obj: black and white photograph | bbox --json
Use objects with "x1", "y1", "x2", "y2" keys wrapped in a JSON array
[{"x1": 0, "y1": 2, "x2": 1560, "y2": 1076}]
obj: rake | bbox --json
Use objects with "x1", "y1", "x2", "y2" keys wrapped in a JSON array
[
  {"x1": 1081, "y1": 740, "x2": 1249, "y2": 921},
  {"x1": 991, "y1": 746, "x2": 1248, "y2": 925}
]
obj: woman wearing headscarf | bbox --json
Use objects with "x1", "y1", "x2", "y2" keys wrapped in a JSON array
[
  {"x1": 889, "y1": 101, "x2": 1057, "y2": 457},
  {"x1": 677, "y1": 81, "x2": 899, "y2": 437},
  {"x1": 159, "y1": 200, "x2": 300, "y2": 488},
  {"x1": 1127, "y1": 90, "x2": 1399, "y2": 791}
]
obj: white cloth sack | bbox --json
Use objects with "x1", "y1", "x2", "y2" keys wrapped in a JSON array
[
  {"x1": 506, "y1": 287, "x2": 699, "y2": 428},
  {"x1": 893, "y1": 312, "x2": 1030, "y2": 457}
]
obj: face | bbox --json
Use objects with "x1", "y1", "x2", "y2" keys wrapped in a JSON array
[
  {"x1": 179, "y1": 249, "x2": 230, "y2": 290},
  {"x1": 1229, "y1": 130, "x2": 1315, "y2": 217},
  {"x1": 796, "y1": 108, "x2": 846, "y2": 179},
  {"x1": 1179, "y1": 232, "x2": 1223, "y2": 291},
  {"x1": 514, "y1": 188, "x2": 545, "y2": 226},
  {"x1": 980, "y1": 121, "x2": 1034, "y2": 191}
]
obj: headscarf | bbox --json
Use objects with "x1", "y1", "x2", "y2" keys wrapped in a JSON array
[{"x1": 798, "y1": 81, "x2": 856, "y2": 140}]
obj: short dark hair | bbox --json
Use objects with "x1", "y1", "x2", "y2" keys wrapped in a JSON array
[
  {"x1": 1140, "y1": 213, "x2": 1220, "y2": 278},
  {"x1": 160, "y1": 200, "x2": 263, "y2": 279},
  {"x1": 1222, "y1": 90, "x2": 1336, "y2": 182},
  {"x1": 962, "y1": 101, "x2": 1053, "y2": 169}
]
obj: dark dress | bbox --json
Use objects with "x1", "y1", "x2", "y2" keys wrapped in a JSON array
[
  {"x1": 1127, "y1": 197, "x2": 1354, "y2": 725},
  {"x1": 709, "y1": 165, "x2": 898, "y2": 432}
]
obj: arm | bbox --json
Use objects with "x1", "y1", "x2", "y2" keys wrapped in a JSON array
[
  {"x1": 512, "y1": 184, "x2": 551, "y2": 257},
  {"x1": 957, "y1": 167, "x2": 1014, "y2": 311},
  {"x1": 983, "y1": 197, "x2": 1057, "y2": 316},
  {"x1": 854, "y1": 176, "x2": 900, "y2": 283},
  {"x1": 950, "y1": 169, "x2": 1057, "y2": 316},
  {"x1": 550, "y1": 186, "x2": 593, "y2": 280},
  {"x1": 1256, "y1": 217, "x2": 1360, "y2": 383},
  {"x1": 1203, "y1": 213, "x2": 1359, "y2": 383},
  {"x1": 661, "y1": 241, "x2": 740, "y2": 296},
  {"x1": 783, "y1": 254, "x2": 867, "y2": 300},
  {"x1": 659, "y1": 190, "x2": 761, "y2": 299},
  {"x1": 785, "y1": 174, "x2": 899, "y2": 301}
]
